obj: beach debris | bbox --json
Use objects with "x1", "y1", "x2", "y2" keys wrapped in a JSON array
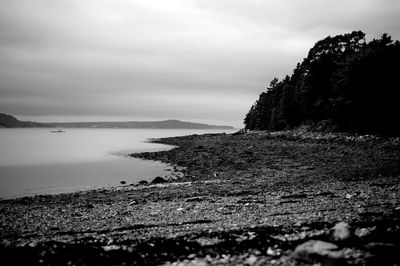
[
  {"x1": 151, "y1": 176, "x2": 167, "y2": 184},
  {"x1": 293, "y1": 240, "x2": 344, "y2": 263},
  {"x1": 332, "y1": 222, "x2": 352, "y2": 241}
]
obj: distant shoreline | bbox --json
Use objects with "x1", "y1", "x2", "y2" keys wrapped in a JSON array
[{"x1": 0, "y1": 113, "x2": 235, "y2": 130}]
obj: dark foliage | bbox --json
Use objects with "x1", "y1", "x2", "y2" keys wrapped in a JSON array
[{"x1": 244, "y1": 31, "x2": 400, "y2": 135}]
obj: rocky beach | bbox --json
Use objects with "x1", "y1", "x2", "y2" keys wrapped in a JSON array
[{"x1": 1, "y1": 130, "x2": 400, "y2": 265}]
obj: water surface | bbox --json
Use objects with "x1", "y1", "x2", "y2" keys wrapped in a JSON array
[{"x1": 0, "y1": 128, "x2": 233, "y2": 199}]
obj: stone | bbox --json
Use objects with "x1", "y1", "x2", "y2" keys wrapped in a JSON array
[
  {"x1": 332, "y1": 222, "x2": 352, "y2": 241},
  {"x1": 293, "y1": 240, "x2": 344, "y2": 263},
  {"x1": 102, "y1": 245, "x2": 120, "y2": 251},
  {"x1": 151, "y1": 176, "x2": 167, "y2": 184},
  {"x1": 138, "y1": 180, "x2": 148, "y2": 185},
  {"x1": 128, "y1": 200, "x2": 137, "y2": 205},
  {"x1": 266, "y1": 247, "x2": 280, "y2": 257},
  {"x1": 355, "y1": 226, "x2": 376, "y2": 238},
  {"x1": 244, "y1": 255, "x2": 258, "y2": 265}
]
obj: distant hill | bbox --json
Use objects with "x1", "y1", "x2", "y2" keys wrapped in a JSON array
[{"x1": 0, "y1": 113, "x2": 234, "y2": 129}]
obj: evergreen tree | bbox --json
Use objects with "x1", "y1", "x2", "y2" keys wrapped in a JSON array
[{"x1": 244, "y1": 31, "x2": 400, "y2": 136}]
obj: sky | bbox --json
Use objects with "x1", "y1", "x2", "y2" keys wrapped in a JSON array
[{"x1": 0, "y1": 0, "x2": 399, "y2": 127}]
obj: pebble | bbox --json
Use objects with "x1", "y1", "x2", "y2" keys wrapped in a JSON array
[
  {"x1": 355, "y1": 226, "x2": 376, "y2": 238},
  {"x1": 245, "y1": 254, "x2": 258, "y2": 265},
  {"x1": 102, "y1": 245, "x2": 120, "y2": 251},
  {"x1": 266, "y1": 247, "x2": 280, "y2": 257}
]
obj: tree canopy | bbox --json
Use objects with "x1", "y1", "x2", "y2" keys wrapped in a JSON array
[{"x1": 244, "y1": 31, "x2": 400, "y2": 135}]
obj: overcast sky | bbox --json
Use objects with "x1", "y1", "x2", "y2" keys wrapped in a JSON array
[{"x1": 1, "y1": 0, "x2": 399, "y2": 127}]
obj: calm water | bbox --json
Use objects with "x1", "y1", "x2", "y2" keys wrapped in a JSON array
[{"x1": 0, "y1": 128, "x2": 233, "y2": 199}]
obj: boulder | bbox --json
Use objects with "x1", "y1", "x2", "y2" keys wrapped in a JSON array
[
  {"x1": 151, "y1": 176, "x2": 167, "y2": 184},
  {"x1": 332, "y1": 222, "x2": 352, "y2": 241},
  {"x1": 293, "y1": 240, "x2": 344, "y2": 264}
]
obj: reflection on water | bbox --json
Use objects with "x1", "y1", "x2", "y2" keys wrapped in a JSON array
[
  {"x1": 0, "y1": 158, "x2": 168, "y2": 199},
  {"x1": 0, "y1": 128, "x2": 233, "y2": 199}
]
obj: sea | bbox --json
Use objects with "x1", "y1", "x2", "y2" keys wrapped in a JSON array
[{"x1": 0, "y1": 128, "x2": 234, "y2": 199}]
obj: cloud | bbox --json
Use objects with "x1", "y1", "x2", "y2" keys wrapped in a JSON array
[{"x1": 0, "y1": 0, "x2": 399, "y2": 127}]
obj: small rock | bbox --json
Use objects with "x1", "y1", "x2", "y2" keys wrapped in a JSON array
[
  {"x1": 102, "y1": 245, "x2": 120, "y2": 251},
  {"x1": 293, "y1": 240, "x2": 344, "y2": 263},
  {"x1": 187, "y1": 253, "x2": 196, "y2": 259},
  {"x1": 128, "y1": 200, "x2": 137, "y2": 205},
  {"x1": 266, "y1": 247, "x2": 280, "y2": 257},
  {"x1": 138, "y1": 180, "x2": 148, "y2": 185},
  {"x1": 245, "y1": 254, "x2": 258, "y2": 265},
  {"x1": 151, "y1": 176, "x2": 167, "y2": 184},
  {"x1": 28, "y1": 241, "x2": 38, "y2": 248},
  {"x1": 355, "y1": 226, "x2": 376, "y2": 238},
  {"x1": 332, "y1": 222, "x2": 352, "y2": 241}
]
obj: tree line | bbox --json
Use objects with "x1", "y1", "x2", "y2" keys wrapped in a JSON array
[{"x1": 244, "y1": 31, "x2": 400, "y2": 136}]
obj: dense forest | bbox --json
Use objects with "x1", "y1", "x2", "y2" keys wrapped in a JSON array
[{"x1": 244, "y1": 31, "x2": 400, "y2": 136}]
